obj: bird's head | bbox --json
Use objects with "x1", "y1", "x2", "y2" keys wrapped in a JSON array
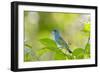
[{"x1": 52, "y1": 29, "x2": 60, "y2": 36}]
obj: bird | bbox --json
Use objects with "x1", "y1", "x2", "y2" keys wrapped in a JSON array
[{"x1": 52, "y1": 29, "x2": 72, "y2": 53}]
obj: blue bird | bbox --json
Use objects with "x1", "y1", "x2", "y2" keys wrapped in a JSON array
[{"x1": 52, "y1": 29, "x2": 72, "y2": 53}]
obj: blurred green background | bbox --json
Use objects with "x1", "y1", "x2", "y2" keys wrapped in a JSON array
[{"x1": 24, "y1": 11, "x2": 90, "y2": 62}]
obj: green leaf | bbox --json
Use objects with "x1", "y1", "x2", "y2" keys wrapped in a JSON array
[
  {"x1": 40, "y1": 38, "x2": 58, "y2": 48},
  {"x1": 46, "y1": 47, "x2": 67, "y2": 57},
  {"x1": 84, "y1": 43, "x2": 90, "y2": 58},
  {"x1": 85, "y1": 43, "x2": 90, "y2": 54},
  {"x1": 83, "y1": 22, "x2": 90, "y2": 32},
  {"x1": 37, "y1": 47, "x2": 67, "y2": 60},
  {"x1": 40, "y1": 38, "x2": 65, "y2": 55},
  {"x1": 84, "y1": 54, "x2": 90, "y2": 59},
  {"x1": 37, "y1": 48, "x2": 51, "y2": 56},
  {"x1": 46, "y1": 47, "x2": 73, "y2": 60},
  {"x1": 72, "y1": 48, "x2": 85, "y2": 59},
  {"x1": 24, "y1": 53, "x2": 31, "y2": 61},
  {"x1": 54, "y1": 52, "x2": 66, "y2": 60},
  {"x1": 24, "y1": 52, "x2": 35, "y2": 61},
  {"x1": 66, "y1": 54, "x2": 74, "y2": 60}
]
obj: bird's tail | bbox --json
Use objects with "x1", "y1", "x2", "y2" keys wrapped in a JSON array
[
  {"x1": 67, "y1": 48, "x2": 72, "y2": 53},
  {"x1": 65, "y1": 45, "x2": 72, "y2": 53}
]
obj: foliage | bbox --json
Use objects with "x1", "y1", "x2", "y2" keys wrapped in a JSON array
[
  {"x1": 83, "y1": 22, "x2": 90, "y2": 32},
  {"x1": 72, "y1": 48, "x2": 84, "y2": 59},
  {"x1": 37, "y1": 38, "x2": 90, "y2": 60}
]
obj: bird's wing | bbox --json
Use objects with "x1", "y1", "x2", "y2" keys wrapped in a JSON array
[
  {"x1": 57, "y1": 37, "x2": 69, "y2": 48},
  {"x1": 57, "y1": 37, "x2": 72, "y2": 53}
]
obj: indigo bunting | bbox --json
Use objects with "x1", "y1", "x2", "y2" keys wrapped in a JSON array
[{"x1": 52, "y1": 29, "x2": 72, "y2": 53}]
